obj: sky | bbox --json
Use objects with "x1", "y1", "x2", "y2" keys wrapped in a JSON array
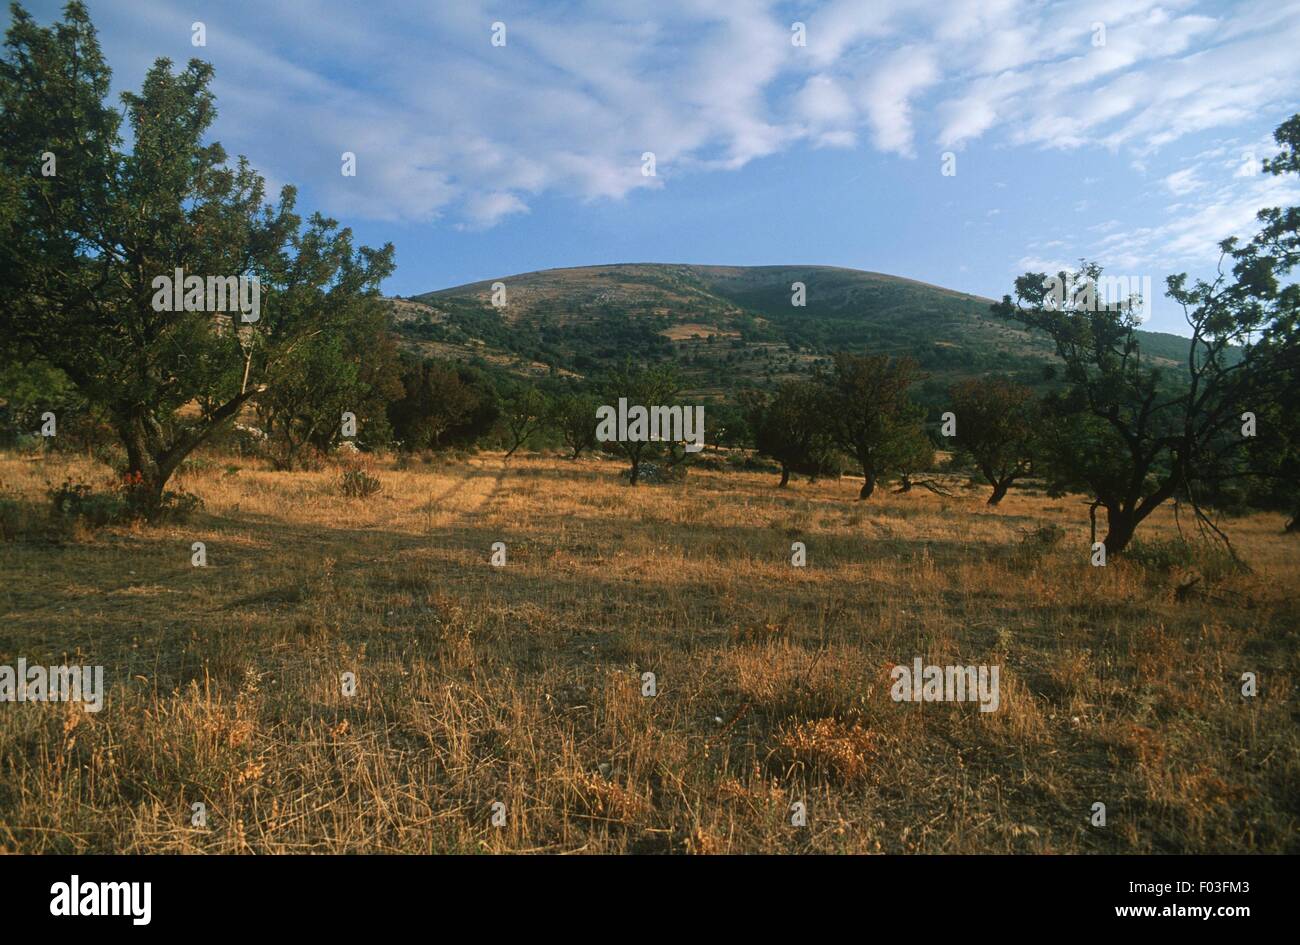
[{"x1": 14, "y1": 0, "x2": 1300, "y2": 335}]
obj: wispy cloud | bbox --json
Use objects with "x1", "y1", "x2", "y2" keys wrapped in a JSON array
[{"x1": 31, "y1": 0, "x2": 1300, "y2": 261}]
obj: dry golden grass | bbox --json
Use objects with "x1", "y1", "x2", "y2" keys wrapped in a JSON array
[{"x1": 0, "y1": 447, "x2": 1296, "y2": 853}]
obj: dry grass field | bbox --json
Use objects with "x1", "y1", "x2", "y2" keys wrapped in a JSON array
[{"x1": 0, "y1": 448, "x2": 1296, "y2": 854}]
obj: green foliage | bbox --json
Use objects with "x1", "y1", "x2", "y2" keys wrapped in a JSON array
[
  {"x1": 703, "y1": 401, "x2": 750, "y2": 449},
  {"x1": 0, "y1": 360, "x2": 82, "y2": 445},
  {"x1": 46, "y1": 474, "x2": 202, "y2": 527},
  {"x1": 598, "y1": 360, "x2": 682, "y2": 485},
  {"x1": 994, "y1": 113, "x2": 1299, "y2": 552},
  {"x1": 1125, "y1": 538, "x2": 1245, "y2": 583},
  {"x1": 550, "y1": 390, "x2": 602, "y2": 458},
  {"x1": 1023, "y1": 523, "x2": 1066, "y2": 549},
  {"x1": 1011, "y1": 522, "x2": 1067, "y2": 567},
  {"x1": 995, "y1": 263, "x2": 1281, "y2": 551},
  {"x1": 47, "y1": 480, "x2": 124, "y2": 528},
  {"x1": 948, "y1": 377, "x2": 1037, "y2": 504},
  {"x1": 823, "y1": 354, "x2": 928, "y2": 499},
  {"x1": 256, "y1": 309, "x2": 403, "y2": 469},
  {"x1": 742, "y1": 381, "x2": 839, "y2": 486},
  {"x1": 387, "y1": 356, "x2": 499, "y2": 451},
  {"x1": 403, "y1": 264, "x2": 1196, "y2": 396},
  {"x1": 1220, "y1": 116, "x2": 1300, "y2": 533},
  {"x1": 0, "y1": 3, "x2": 394, "y2": 517},
  {"x1": 501, "y1": 385, "x2": 550, "y2": 459}
]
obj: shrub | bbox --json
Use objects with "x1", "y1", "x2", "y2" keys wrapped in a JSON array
[
  {"x1": 47, "y1": 479, "x2": 126, "y2": 527},
  {"x1": 1126, "y1": 538, "x2": 1245, "y2": 583},
  {"x1": 690, "y1": 453, "x2": 729, "y2": 472},
  {"x1": 149, "y1": 489, "x2": 204, "y2": 524},
  {"x1": 1021, "y1": 523, "x2": 1066, "y2": 549},
  {"x1": 90, "y1": 443, "x2": 125, "y2": 472},
  {"x1": 728, "y1": 452, "x2": 780, "y2": 473},
  {"x1": 1009, "y1": 522, "x2": 1067, "y2": 567},
  {"x1": 46, "y1": 475, "x2": 204, "y2": 528},
  {"x1": 0, "y1": 496, "x2": 27, "y2": 541},
  {"x1": 340, "y1": 469, "x2": 382, "y2": 498},
  {"x1": 1126, "y1": 537, "x2": 1197, "y2": 572}
]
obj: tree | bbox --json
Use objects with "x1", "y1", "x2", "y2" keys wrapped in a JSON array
[
  {"x1": 0, "y1": 358, "x2": 90, "y2": 448},
  {"x1": 501, "y1": 385, "x2": 549, "y2": 459},
  {"x1": 993, "y1": 108, "x2": 1299, "y2": 556},
  {"x1": 741, "y1": 381, "x2": 830, "y2": 487},
  {"x1": 1244, "y1": 393, "x2": 1300, "y2": 532},
  {"x1": 993, "y1": 111, "x2": 1300, "y2": 553},
  {"x1": 255, "y1": 310, "x2": 402, "y2": 469},
  {"x1": 0, "y1": 3, "x2": 394, "y2": 516},
  {"x1": 550, "y1": 390, "x2": 601, "y2": 459},
  {"x1": 704, "y1": 401, "x2": 750, "y2": 451},
  {"x1": 947, "y1": 377, "x2": 1037, "y2": 505},
  {"x1": 1228, "y1": 115, "x2": 1300, "y2": 533},
  {"x1": 891, "y1": 426, "x2": 937, "y2": 494},
  {"x1": 823, "y1": 354, "x2": 927, "y2": 499},
  {"x1": 599, "y1": 361, "x2": 680, "y2": 485},
  {"x1": 387, "y1": 358, "x2": 497, "y2": 451},
  {"x1": 993, "y1": 265, "x2": 1196, "y2": 553}
]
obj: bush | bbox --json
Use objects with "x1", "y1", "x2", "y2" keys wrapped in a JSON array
[
  {"x1": 1010, "y1": 522, "x2": 1067, "y2": 567},
  {"x1": 47, "y1": 479, "x2": 126, "y2": 527},
  {"x1": 1021, "y1": 523, "x2": 1066, "y2": 549},
  {"x1": 1126, "y1": 538, "x2": 1245, "y2": 582},
  {"x1": 691, "y1": 453, "x2": 729, "y2": 471},
  {"x1": 0, "y1": 496, "x2": 27, "y2": 541},
  {"x1": 619, "y1": 461, "x2": 686, "y2": 484},
  {"x1": 727, "y1": 452, "x2": 780, "y2": 473},
  {"x1": 150, "y1": 489, "x2": 204, "y2": 524},
  {"x1": 91, "y1": 442, "x2": 126, "y2": 472},
  {"x1": 1126, "y1": 537, "x2": 1197, "y2": 572},
  {"x1": 340, "y1": 469, "x2": 382, "y2": 498},
  {"x1": 46, "y1": 475, "x2": 204, "y2": 528}
]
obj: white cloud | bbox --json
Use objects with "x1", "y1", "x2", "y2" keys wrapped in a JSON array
[
  {"x1": 1087, "y1": 170, "x2": 1300, "y2": 272},
  {"x1": 61, "y1": 0, "x2": 1300, "y2": 235},
  {"x1": 858, "y1": 46, "x2": 939, "y2": 156},
  {"x1": 460, "y1": 192, "x2": 531, "y2": 229},
  {"x1": 1163, "y1": 168, "x2": 1202, "y2": 195}
]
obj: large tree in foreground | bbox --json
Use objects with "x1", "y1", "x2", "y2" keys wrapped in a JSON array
[
  {"x1": 993, "y1": 115, "x2": 1299, "y2": 554},
  {"x1": 993, "y1": 265, "x2": 1208, "y2": 554},
  {"x1": 0, "y1": 3, "x2": 394, "y2": 515}
]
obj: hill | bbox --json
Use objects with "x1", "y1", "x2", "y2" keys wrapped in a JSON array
[{"x1": 395, "y1": 264, "x2": 1195, "y2": 401}]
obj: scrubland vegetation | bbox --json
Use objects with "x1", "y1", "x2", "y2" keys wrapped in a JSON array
[{"x1": 2, "y1": 447, "x2": 1296, "y2": 853}]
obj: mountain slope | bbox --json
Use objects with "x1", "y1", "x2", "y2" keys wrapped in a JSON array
[{"x1": 395, "y1": 263, "x2": 1193, "y2": 399}]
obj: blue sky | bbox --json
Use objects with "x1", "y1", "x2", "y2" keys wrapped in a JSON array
[{"x1": 15, "y1": 0, "x2": 1300, "y2": 335}]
